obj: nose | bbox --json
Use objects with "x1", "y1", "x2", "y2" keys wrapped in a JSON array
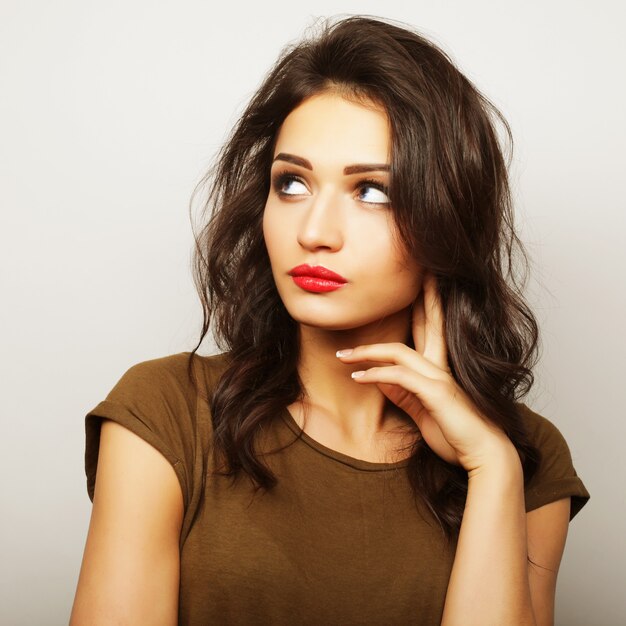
[{"x1": 297, "y1": 188, "x2": 344, "y2": 252}]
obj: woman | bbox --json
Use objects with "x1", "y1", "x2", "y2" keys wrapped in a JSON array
[{"x1": 70, "y1": 15, "x2": 590, "y2": 625}]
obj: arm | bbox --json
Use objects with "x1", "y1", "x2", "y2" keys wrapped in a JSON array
[
  {"x1": 527, "y1": 497, "x2": 571, "y2": 625},
  {"x1": 70, "y1": 419, "x2": 184, "y2": 625},
  {"x1": 441, "y1": 447, "x2": 571, "y2": 626},
  {"x1": 336, "y1": 273, "x2": 574, "y2": 625}
]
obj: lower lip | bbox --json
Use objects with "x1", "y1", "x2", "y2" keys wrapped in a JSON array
[{"x1": 291, "y1": 276, "x2": 347, "y2": 293}]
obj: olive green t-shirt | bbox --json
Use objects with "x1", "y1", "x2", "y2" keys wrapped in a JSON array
[{"x1": 84, "y1": 352, "x2": 590, "y2": 625}]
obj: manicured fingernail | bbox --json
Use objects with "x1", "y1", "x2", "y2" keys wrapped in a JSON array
[
  {"x1": 336, "y1": 349, "x2": 353, "y2": 357},
  {"x1": 351, "y1": 370, "x2": 365, "y2": 379}
]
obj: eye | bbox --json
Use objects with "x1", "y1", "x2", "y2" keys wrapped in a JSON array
[
  {"x1": 272, "y1": 172, "x2": 309, "y2": 197},
  {"x1": 357, "y1": 179, "x2": 390, "y2": 206}
]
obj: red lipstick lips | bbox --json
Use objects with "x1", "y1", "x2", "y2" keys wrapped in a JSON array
[{"x1": 288, "y1": 264, "x2": 348, "y2": 293}]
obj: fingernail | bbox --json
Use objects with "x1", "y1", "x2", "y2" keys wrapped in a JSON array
[
  {"x1": 336, "y1": 349, "x2": 353, "y2": 357},
  {"x1": 351, "y1": 370, "x2": 365, "y2": 379}
]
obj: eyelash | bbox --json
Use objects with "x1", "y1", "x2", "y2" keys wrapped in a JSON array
[{"x1": 271, "y1": 170, "x2": 390, "y2": 206}]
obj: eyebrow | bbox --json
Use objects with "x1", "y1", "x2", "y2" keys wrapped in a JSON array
[{"x1": 272, "y1": 152, "x2": 390, "y2": 175}]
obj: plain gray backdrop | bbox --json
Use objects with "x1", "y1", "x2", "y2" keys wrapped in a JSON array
[{"x1": 1, "y1": 1, "x2": 623, "y2": 624}]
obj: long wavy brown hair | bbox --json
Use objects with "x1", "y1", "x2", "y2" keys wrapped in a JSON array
[{"x1": 187, "y1": 14, "x2": 541, "y2": 542}]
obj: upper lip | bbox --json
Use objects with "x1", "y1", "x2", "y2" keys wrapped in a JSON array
[{"x1": 288, "y1": 264, "x2": 347, "y2": 283}]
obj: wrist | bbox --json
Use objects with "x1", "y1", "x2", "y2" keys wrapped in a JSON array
[{"x1": 467, "y1": 442, "x2": 523, "y2": 481}]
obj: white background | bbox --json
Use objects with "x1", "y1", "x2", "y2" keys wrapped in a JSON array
[{"x1": 1, "y1": 1, "x2": 624, "y2": 624}]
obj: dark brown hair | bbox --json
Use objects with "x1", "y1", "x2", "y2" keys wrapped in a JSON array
[{"x1": 188, "y1": 14, "x2": 540, "y2": 541}]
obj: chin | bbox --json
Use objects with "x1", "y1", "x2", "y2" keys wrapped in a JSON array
[
  {"x1": 285, "y1": 307, "x2": 358, "y2": 330},
  {"x1": 286, "y1": 311, "x2": 353, "y2": 331},
  {"x1": 283, "y1": 304, "x2": 388, "y2": 333},
  {"x1": 278, "y1": 284, "x2": 412, "y2": 330}
]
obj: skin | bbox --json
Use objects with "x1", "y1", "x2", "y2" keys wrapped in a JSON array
[
  {"x1": 264, "y1": 91, "x2": 571, "y2": 625},
  {"x1": 263, "y1": 91, "x2": 424, "y2": 459},
  {"x1": 69, "y1": 90, "x2": 570, "y2": 625}
]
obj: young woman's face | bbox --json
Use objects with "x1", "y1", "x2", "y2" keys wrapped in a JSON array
[{"x1": 263, "y1": 91, "x2": 423, "y2": 332}]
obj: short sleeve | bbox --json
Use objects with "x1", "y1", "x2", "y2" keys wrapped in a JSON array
[
  {"x1": 519, "y1": 403, "x2": 590, "y2": 521},
  {"x1": 84, "y1": 353, "x2": 199, "y2": 511}
]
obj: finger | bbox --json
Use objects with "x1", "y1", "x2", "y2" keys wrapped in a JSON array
[
  {"x1": 422, "y1": 272, "x2": 449, "y2": 371},
  {"x1": 337, "y1": 341, "x2": 445, "y2": 380},
  {"x1": 349, "y1": 364, "x2": 447, "y2": 414},
  {"x1": 412, "y1": 289, "x2": 426, "y2": 355}
]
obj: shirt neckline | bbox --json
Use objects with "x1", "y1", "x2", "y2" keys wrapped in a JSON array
[{"x1": 279, "y1": 405, "x2": 411, "y2": 472}]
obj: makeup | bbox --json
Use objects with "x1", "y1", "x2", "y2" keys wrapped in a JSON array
[{"x1": 288, "y1": 264, "x2": 348, "y2": 293}]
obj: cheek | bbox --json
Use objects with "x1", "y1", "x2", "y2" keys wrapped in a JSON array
[
  {"x1": 374, "y1": 234, "x2": 423, "y2": 301},
  {"x1": 404, "y1": 269, "x2": 424, "y2": 301},
  {"x1": 359, "y1": 220, "x2": 407, "y2": 275},
  {"x1": 262, "y1": 206, "x2": 294, "y2": 280}
]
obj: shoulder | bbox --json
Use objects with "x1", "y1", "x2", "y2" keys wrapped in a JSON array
[
  {"x1": 111, "y1": 352, "x2": 191, "y2": 393},
  {"x1": 517, "y1": 402, "x2": 563, "y2": 440},
  {"x1": 515, "y1": 402, "x2": 590, "y2": 519},
  {"x1": 84, "y1": 351, "x2": 232, "y2": 505},
  {"x1": 517, "y1": 402, "x2": 572, "y2": 455},
  {"x1": 106, "y1": 351, "x2": 232, "y2": 403}
]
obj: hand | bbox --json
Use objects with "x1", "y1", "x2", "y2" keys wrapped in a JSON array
[{"x1": 336, "y1": 271, "x2": 515, "y2": 473}]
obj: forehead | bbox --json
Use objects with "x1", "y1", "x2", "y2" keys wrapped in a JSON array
[{"x1": 273, "y1": 92, "x2": 391, "y2": 165}]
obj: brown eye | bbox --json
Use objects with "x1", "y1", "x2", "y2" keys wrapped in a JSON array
[
  {"x1": 357, "y1": 180, "x2": 390, "y2": 205},
  {"x1": 272, "y1": 173, "x2": 308, "y2": 197}
]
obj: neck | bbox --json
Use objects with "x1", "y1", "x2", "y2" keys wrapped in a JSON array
[{"x1": 289, "y1": 305, "x2": 414, "y2": 444}]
